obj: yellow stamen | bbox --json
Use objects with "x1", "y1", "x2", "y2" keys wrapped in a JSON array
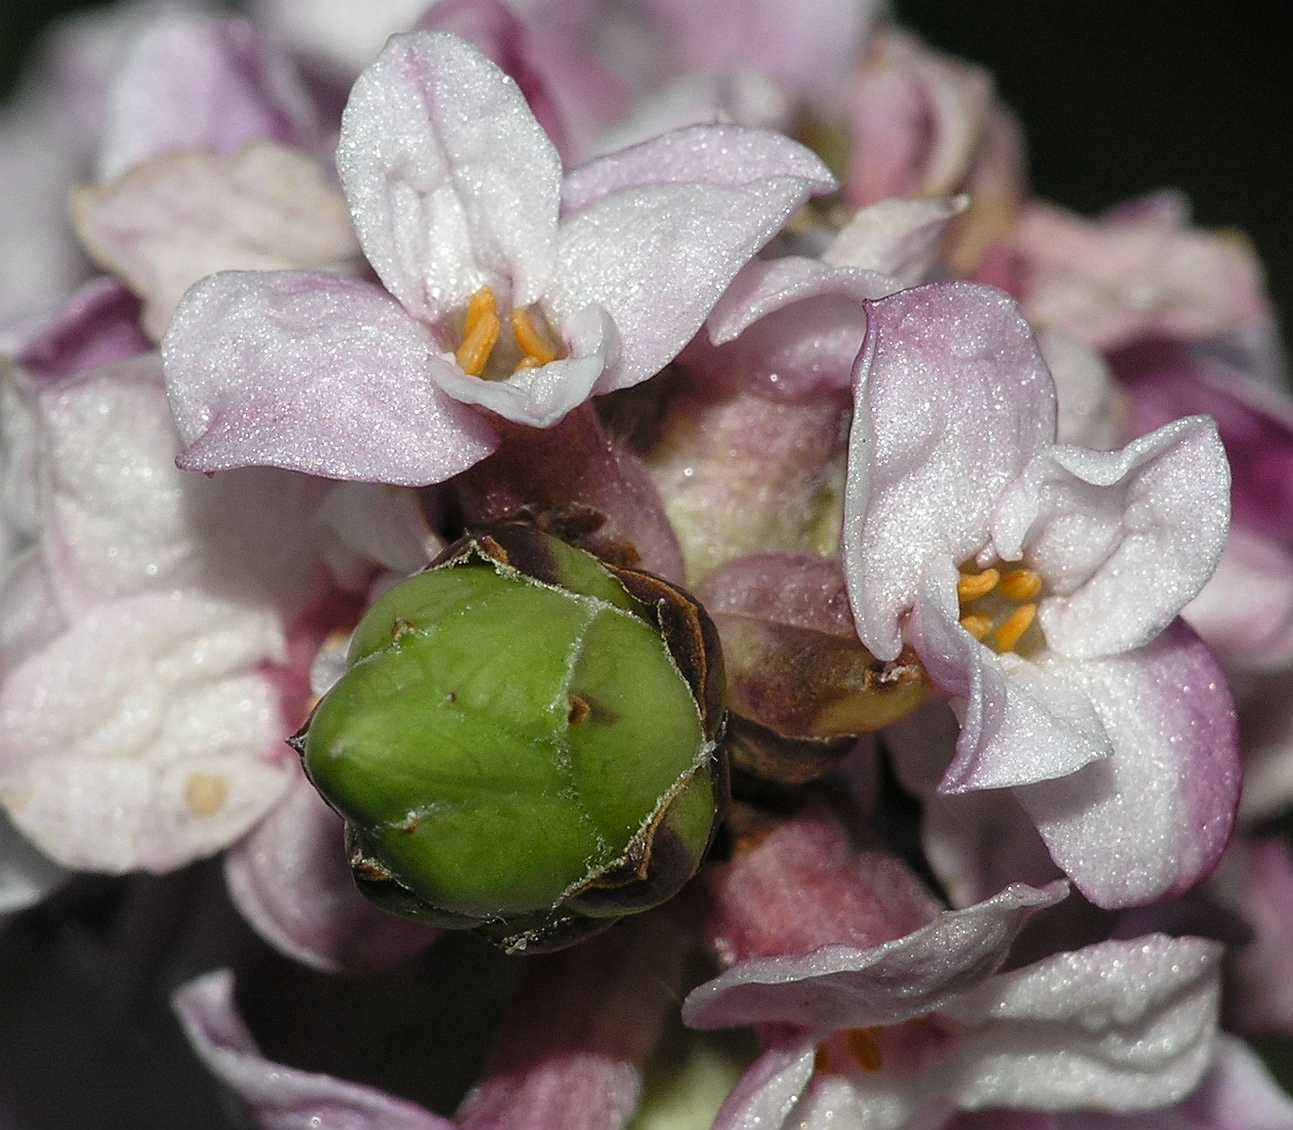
[
  {"x1": 994, "y1": 602, "x2": 1037, "y2": 653},
  {"x1": 957, "y1": 568, "x2": 1000, "y2": 603},
  {"x1": 511, "y1": 307, "x2": 560, "y2": 366},
  {"x1": 456, "y1": 287, "x2": 501, "y2": 376},
  {"x1": 960, "y1": 613, "x2": 993, "y2": 640},
  {"x1": 999, "y1": 567, "x2": 1043, "y2": 603},
  {"x1": 513, "y1": 355, "x2": 544, "y2": 372},
  {"x1": 846, "y1": 1028, "x2": 885, "y2": 1072}
]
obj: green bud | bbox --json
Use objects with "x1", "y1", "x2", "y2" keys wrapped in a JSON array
[{"x1": 296, "y1": 525, "x2": 727, "y2": 953}]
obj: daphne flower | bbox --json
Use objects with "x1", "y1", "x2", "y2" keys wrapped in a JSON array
[
  {"x1": 161, "y1": 31, "x2": 834, "y2": 487},
  {"x1": 843, "y1": 282, "x2": 1238, "y2": 907}
]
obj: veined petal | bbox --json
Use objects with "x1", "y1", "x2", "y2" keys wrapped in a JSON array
[
  {"x1": 429, "y1": 305, "x2": 615, "y2": 427},
  {"x1": 74, "y1": 144, "x2": 361, "y2": 341},
  {"x1": 163, "y1": 271, "x2": 497, "y2": 486},
  {"x1": 684, "y1": 880, "x2": 1067, "y2": 1031},
  {"x1": 337, "y1": 31, "x2": 561, "y2": 325},
  {"x1": 561, "y1": 124, "x2": 834, "y2": 213},
  {"x1": 174, "y1": 970, "x2": 454, "y2": 1130},
  {"x1": 843, "y1": 283, "x2": 1056, "y2": 660},
  {"x1": 940, "y1": 936, "x2": 1221, "y2": 1113},
  {"x1": 993, "y1": 417, "x2": 1230, "y2": 660},
  {"x1": 97, "y1": 14, "x2": 317, "y2": 182},
  {"x1": 224, "y1": 775, "x2": 435, "y2": 974},
  {"x1": 1015, "y1": 622, "x2": 1240, "y2": 907},
  {"x1": 823, "y1": 195, "x2": 969, "y2": 285}
]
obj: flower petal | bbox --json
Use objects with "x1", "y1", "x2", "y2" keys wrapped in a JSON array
[
  {"x1": 710, "y1": 1041, "x2": 818, "y2": 1130},
  {"x1": 823, "y1": 195, "x2": 969, "y2": 285},
  {"x1": 163, "y1": 271, "x2": 498, "y2": 485},
  {"x1": 336, "y1": 31, "x2": 561, "y2": 324},
  {"x1": 224, "y1": 775, "x2": 436, "y2": 973},
  {"x1": 98, "y1": 14, "x2": 317, "y2": 182},
  {"x1": 993, "y1": 417, "x2": 1230, "y2": 660},
  {"x1": 684, "y1": 880, "x2": 1067, "y2": 1031},
  {"x1": 1015, "y1": 622, "x2": 1240, "y2": 907},
  {"x1": 173, "y1": 969, "x2": 454, "y2": 1130},
  {"x1": 0, "y1": 812, "x2": 66, "y2": 915},
  {"x1": 75, "y1": 144, "x2": 361, "y2": 341},
  {"x1": 700, "y1": 553, "x2": 856, "y2": 639},
  {"x1": 253, "y1": 0, "x2": 432, "y2": 78},
  {"x1": 14, "y1": 277, "x2": 149, "y2": 381},
  {"x1": 429, "y1": 305, "x2": 614, "y2": 427},
  {"x1": 315, "y1": 482, "x2": 444, "y2": 579},
  {"x1": 843, "y1": 283, "x2": 1056, "y2": 660},
  {"x1": 1039, "y1": 330, "x2": 1126, "y2": 450}
]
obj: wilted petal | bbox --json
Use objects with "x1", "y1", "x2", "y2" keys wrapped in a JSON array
[
  {"x1": 1015, "y1": 622, "x2": 1240, "y2": 907},
  {"x1": 174, "y1": 969, "x2": 453, "y2": 1130},
  {"x1": 823, "y1": 195, "x2": 969, "y2": 285},
  {"x1": 0, "y1": 590, "x2": 295, "y2": 872},
  {"x1": 561, "y1": 124, "x2": 834, "y2": 213},
  {"x1": 992, "y1": 417, "x2": 1229, "y2": 660},
  {"x1": 75, "y1": 145, "x2": 361, "y2": 341},
  {"x1": 939, "y1": 936, "x2": 1221, "y2": 1112},
  {"x1": 429, "y1": 305, "x2": 615, "y2": 427},
  {"x1": 15, "y1": 277, "x2": 148, "y2": 380},
  {"x1": 337, "y1": 32, "x2": 561, "y2": 325},
  {"x1": 685, "y1": 881, "x2": 1066, "y2": 1031},
  {"x1": 98, "y1": 15, "x2": 317, "y2": 182},
  {"x1": 457, "y1": 923, "x2": 687, "y2": 1130},
  {"x1": 844, "y1": 283, "x2": 1056, "y2": 660},
  {"x1": 225, "y1": 775, "x2": 435, "y2": 973},
  {"x1": 163, "y1": 271, "x2": 498, "y2": 485}
]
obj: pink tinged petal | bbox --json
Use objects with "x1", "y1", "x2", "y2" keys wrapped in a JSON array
[
  {"x1": 939, "y1": 936, "x2": 1222, "y2": 1113},
  {"x1": 561, "y1": 124, "x2": 834, "y2": 213},
  {"x1": 684, "y1": 880, "x2": 1067, "y2": 1031},
  {"x1": 0, "y1": 812, "x2": 66, "y2": 915},
  {"x1": 456, "y1": 923, "x2": 687, "y2": 1130},
  {"x1": 843, "y1": 283, "x2": 1056, "y2": 661},
  {"x1": 1170, "y1": 1034, "x2": 1293, "y2": 1129},
  {"x1": 14, "y1": 277, "x2": 149, "y2": 381},
  {"x1": 992, "y1": 417, "x2": 1230, "y2": 660},
  {"x1": 823, "y1": 195, "x2": 969, "y2": 285},
  {"x1": 315, "y1": 482, "x2": 444, "y2": 579},
  {"x1": 162, "y1": 270, "x2": 498, "y2": 485},
  {"x1": 710, "y1": 1041, "x2": 817, "y2": 1130},
  {"x1": 1184, "y1": 528, "x2": 1293, "y2": 672},
  {"x1": 336, "y1": 32, "x2": 561, "y2": 324},
  {"x1": 429, "y1": 305, "x2": 616, "y2": 427},
  {"x1": 700, "y1": 554, "x2": 856, "y2": 640},
  {"x1": 1015, "y1": 622, "x2": 1240, "y2": 908},
  {"x1": 173, "y1": 969, "x2": 454, "y2": 1130},
  {"x1": 1038, "y1": 330, "x2": 1126, "y2": 450},
  {"x1": 225, "y1": 775, "x2": 435, "y2": 974},
  {"x1": 253, "y1": 0, "x2": 433, "y2": 78},
  {"x1": 0, "y1": 590, "x2": 296, "y2": 873},
  {"x1": 75, "y1": 144, "x2": 361, "y2": 341},
  {"x1": 97, "y1": 15, "x2": 318, "y2": 183},
  {"x1": 908, "y1": 565, "x2": 1110, "y2": 793}
]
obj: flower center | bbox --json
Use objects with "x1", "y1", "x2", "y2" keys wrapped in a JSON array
[
  {"x1": 455, "y1": 286, "x2": 563, "y2": 378},
  {"x1": 956, "y1": 564, "x2": 1044, "y2": 654}
]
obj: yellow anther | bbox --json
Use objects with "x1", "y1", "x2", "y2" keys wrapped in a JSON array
[
  {"x1": 993, "y1": 602, "x2": 1037, "y2": 653},
  {"x1": 846, "y1": 1028, "x2": 884, "y2": 1073},
  {"x1": 957, "y1": 568, "x2": 1000, "y2": 603},
  {"x1": 959, "y1": 613, "x2": 993, "y2": 640},
  {"x1": 999, "y1": 567, "x2": 1043, "y2": 603},
  {"x1": 511, "y1": 307, "x2": 560, "y2": 366},
  {"x1": 456, "y1": 287, "x2": 502, "y2": 377}
]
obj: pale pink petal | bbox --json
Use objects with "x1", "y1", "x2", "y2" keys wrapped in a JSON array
[
  {"x1": 336, "y1": 32, "x2": 561, "y2": 325},
  {"x1": 225, "y1": 775, "x2": 436, "y2": 973},
  {"x1": 0, "y1": 590, "x2": 296, "y2": 873},
  {"x1": 162, "y1": 271, "x2": 498, "y2": 485},
  {"x1": 457, "y1": 923, "x2": 687, "y2": 1130},
  {"x1": 993, "y1": 417, "x2": 1229, "y2": 660},
  {"x1": 823, "y1": 195, "x2": 969, "y2": 285},
  {"x1": 938, "y1": 936, "x2": 1221, "y2": 1113},
  {"x1": 1164, "y1": 1034, "x2": 1293, "y2": 1129},
  {"x1": 699, "y1": 554, "x2": 856, "y2": 640},
  {"x1": 710, "y1": 1041, "x2": 817, "y2": 1130},
  {"x1": 1183, "y1": 527, "x2": 1293, "y2": 672},
  {"x1": 253, "y1": 0, "x2": 432, "y2": 77},
  {"x1": 429, "y1": 305, "x2": 615, "y2": 426},
  {"x1": 174, "y1": 969, "x2": 454, "y2": 1130},
  {"x1": 75, "y1": 144, "x2": 361, "y2": 341},
  {"x1": 684, "y1": 880, "x2": 1067, "y2": 1031},
  {"x1": 843, "y1": 283, "x2": 1056, "y2": 660},
  {"x1": 98, "y1": 14, "x2": 318, "y2": 182},
  {"x1": 907, "y1": 562, "x2": 1109, "y2": 793},
  {"x1": 561, "y1": 123, "x2": 833, "y2": 213},
  {"x1": 15, "y1": 277, "x2": 148, "y2": 380},
  {"x1": 315, "y1": 482, "x2": 443, "y2": 579},
  {"x1": 1038, "y1": 330, "x2": 1126, "y2": 450},
  {"x1": 1015, "y1": 622, "x2": 1240, "y2": 907}
]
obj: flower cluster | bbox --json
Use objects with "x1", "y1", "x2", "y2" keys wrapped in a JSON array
[{"x1": 2, "y1": 2, "x2": 1291, "y2": 1128}]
